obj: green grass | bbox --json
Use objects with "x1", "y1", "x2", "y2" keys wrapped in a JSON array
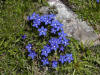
[
  {"x1": 0, "y1": 0, "x2": 100, "y2": 75},
  {"x1": 0, "y1": 0, "x2": 47, "y2": 74}
]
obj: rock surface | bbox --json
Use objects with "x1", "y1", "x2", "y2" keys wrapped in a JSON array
[{"x1": 40, "y1": 0, "x2": 99, "y2": 45}]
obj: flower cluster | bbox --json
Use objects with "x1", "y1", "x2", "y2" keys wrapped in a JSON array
[
  {"x1": 26, "y1": 44, "x2": 37, "y2": 59},
  {"x1": 26, "y1": 12, "x2": 73, "y2": 68},
  {"x1": 59, "y1": 54, "x2": 73, "y2": 64}
]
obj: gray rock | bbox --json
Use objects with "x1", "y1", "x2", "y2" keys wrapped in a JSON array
[{"x1": 40, "y1": 0, "x2": 100, "y2": 45}]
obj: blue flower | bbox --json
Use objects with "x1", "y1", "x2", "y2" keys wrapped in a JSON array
[
  {"x1": 41, "y1": 15, "x2": 48, "y2": 22},
  {"x1": 97, "y1": 0, "x2": 99, "y2": 3},
  {"x1": 59, "y1": 37, "x2": 69, "y2": 46},
  {"x1": 49, "y1": 37, "x2": 56, "y2": 44},
  {"x1": 65, "y1": 54, "x2": 73, "y2": 63},
  {"x1": 59, "y1": 46, "x2": 64, "y2": 51},
  {"x1": 22, "y1": 34, "x2": 26, "y2": 39},
  {"x1": 44, "y1": 19, "x2": 51, "y2": 25},
  {"x1": 34, "y1": 15, "x2": 41, "y2": 24},
  {"x1": 32, "y1": 20, "x2": 40, "y2": 28},
  {"x1": 26, "y1": 44, "x2": 32, "y2": 52},
  {"x1": 51, "y1": 20, "x2": 60, "y2": 28},
  {"x1": 27, "y1": 12, "x2": 38, "y2": 20},
  {"x1": 51, "y1": 28, "x2": 57, "y2": 34},
  {"x1": 56, "y1": 26, "x2": 63, "y2": 31},
  {"x1": 58, "y1": 31, "x2": 67, "y2": 39},
  {"x1": 38, "y1": 26, "x2": 47, "y2": 36},
  {"x1": 51, "y1": 20, "x2": 63, "y2": 31},
  {"x1": 59, "y1": 55, "x2": 66, "y2": 64},
  {"x1": 28, "y1": 50, "x2": 37, "y2": 59},
  {"x1": 62, "y1": 38, "x2": 69, "y2": 46},
  {"x1": 41, "y1": 57, "x2": 49, "y2": 65},
  {"x1": 52, "y1": 61, "x2": 58, "y2": 68},
  {"x1": 41, "y1": 15, "x2": 51, "y2": 25},
  {"x1": 41, "y1": 45, "x2": 51, "y2": 57},
  {"x1": 50, "y1": 43, "x2": 59, "y2": 51},
  {"x1": 49, "y1": 38, "x2": 60, "y2": 45},
  {"x1": 48, "y1": 14, "x2": 56, "y2": 20},
  {"x1": 49, "y1": 38, "x2": 60, "y2": 51}
]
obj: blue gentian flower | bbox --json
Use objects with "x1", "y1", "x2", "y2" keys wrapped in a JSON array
[
  {"x1": 32, "y1": 21, "x2": 40, "y2": 28},
  {"x1": 28, "y1": 50, "x2": 37, "y2": 59},
  {"x1": 26, "y1": 44, "x2": 32, "y2": 52},
  {"x1": 41, "y1": 45, "x2": 51, "y2": 57},
  {"x1": 60, "y1": 27, "x2": 64, "y2": 31},
  {"x1": 48, "y1": 14, "x2": 56, "y2": 20},
  {"x1": 52, "y1": 61, "x2": 58, "y2": 68},
  {"x1": 65, "y1": 54, "x2": 73, "y2": 63},
  {"x1": 56, "y1": 26, "x2": 62, "y2": 31},
  {"x1": 59, "y1": 55, "x2": 66, "y2": 64},
  {"x1": 51, "y1": 28, "x2": 57, "y2": 34},
  {"x1": 49, "y1": 38, "x2": 61, "y2": 51},
  {"x1": 41, "y1": 15, "x2": 48, "y2": 22},
  {"x1": 49, "y1": 37, "x2": 56, "y2": 44},
  {"x1": 38, "y1": 26, "x2": 47, "y2": 36},
  {"x1": 59, "y1": 46, "x2": 64, "y2": 51},
  {"x1": 22, "y1": 34, "x2": 26, "y2": 39},
  {"x1": 41, "y1": 57, "x2": 49, "y2": 65},
  {"x1": 49, "y1": 38, "x2": 60, "y2": 45},
  {"x1": 51, "y1": 20, "x2": 63, "y2": 31},
  {"x1": 44, "y1": 19, "x2": 51, "y2": 25},
  {"x1": 27, "y1": 12, "x2": 38, "y2": 20},
  {"x1": 50, "y1": 43, "x2": 59, "y2": 51},
  {"x1": 58, "y1": 31, "x2": 67, "y2": 39},
  {"x1": 51, "y1": 20, "x2": 60, "y2": 28},
  {"x1": 41, "y1": 15, "x2": 51, "y2": 25},
  {"x1": 34, "y1": 15, "x2": 41, "y2": 24},
  {"x1": 61, "y1": 38, "x2": 69, "y2": 46},
  {"x1": 97, "y1": 0, "x2": 99, "y2": 3}
]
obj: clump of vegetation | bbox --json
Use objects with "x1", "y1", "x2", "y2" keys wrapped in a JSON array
[
  {"x1": 0, "y1": 0, "x2": 100, "y2": 75},
  {"x1": 25, "y1": 12, "x2": 73, "y2": 69}
]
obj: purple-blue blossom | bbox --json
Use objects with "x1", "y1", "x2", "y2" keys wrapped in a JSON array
[
  {"x1": 49, "y1": 38, "x2": 60, "y2": 45},
  {"x1": 41, "y1": 45, "x2": 51, "y2": 57},
  {"x1": 48, "y1": 14, "x2": 56, "y2": 20},
  {"x1": 59, "y1": 55, "x2": 66, "y2": 64},
  {"x1": 50, "y1": 43, "x2": 59, "y2": 51},
  {"x1": 97, "y1": 0, "x2": 99, "y2": 3},
  {"x1": 59, "y1": 37, "x2": 69, "y2": 46},
  {"x1": 34, "y1": 15, "x2": 41, "y2": 24},
  {"x1": 51, "y1": 28, "x2": 57, "y2": 34},
  {"x1": 51, "y1": 20, "x2": 59, "y2": 28},
  {"x1": 41, "y1": 57, "x2": 49, "y2": 65},
  {"x1": 28, "y1": 50, "x2": 37, "y2": 59},
  {"x1": 32, "y1": 20, "x2": 40, "y2": 28},
  {"x1": 27, "y1": 12, "x2": 38, "y2": 20},
  {"x1": 51, "y1": 20, "x2": 63, "y2": 31},
  {"x1": 40, "y1": 15, "x2": 51, "y2": 25},
  {"x1": 59, "y1": 46, "x2": 64, "y2": 51},
  {"x1": 58, "y1": 31, "x2": 67, "y2": 39},
  {"x1": 62, "y1": 38, "x2": 69, "y2": 46},
  {"x1": 52, "y1": 61, "x2": 58, "y2": 68},
  {"x1": 65, "y1": 54, "x2": 73, "y2": 63},
  {"x1": 26, "y1": 44, "x2": 32, "y2": 52},
  {"x1": 41, "y1": 15, "x2": 48, "y2": 22},
  {"x1": 38, "y1": 26, "x2": 47, "y2": 36}
]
